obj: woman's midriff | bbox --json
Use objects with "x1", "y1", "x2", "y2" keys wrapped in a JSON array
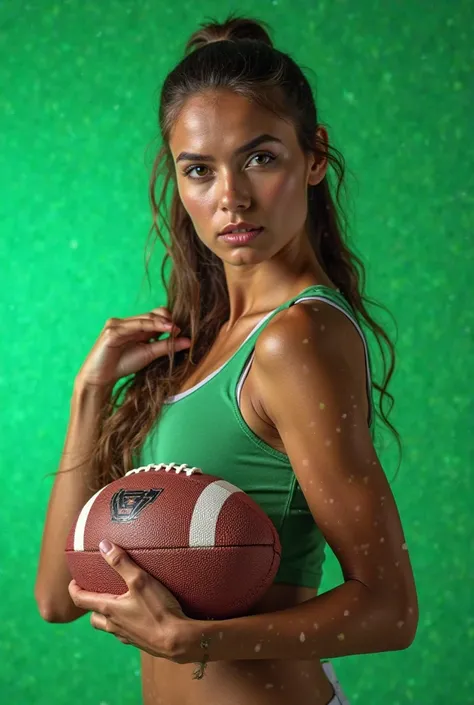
[{"x1": 140, "y1": 584, "x2": 336, "y2": 705}]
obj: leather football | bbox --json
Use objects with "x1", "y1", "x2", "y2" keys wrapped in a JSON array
[{"x1": 65, "y1": 462, "x2": 281, "y2": 619}]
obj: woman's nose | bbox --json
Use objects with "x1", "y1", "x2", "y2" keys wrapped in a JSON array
[{"x1": 217, "y1": 173, "x2": 252, "y2": 211}]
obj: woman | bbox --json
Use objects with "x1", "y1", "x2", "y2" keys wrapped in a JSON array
[{"x1": 35, "y1": 14, "x2": 418, "y2": 705}]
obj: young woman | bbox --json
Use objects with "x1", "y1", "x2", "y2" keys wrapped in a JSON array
[{"x1": 35, "y1": 14, "x2": 418, "y2": 705}]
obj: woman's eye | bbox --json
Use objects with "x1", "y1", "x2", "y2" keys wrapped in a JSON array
[
  {"x1": 184, "y1": 152, "x2": 276, "y2": 180},
  {"x1": 248, "y1": 153, "x2": 275, "y2": 167},
  {"x1": 184, "y1": 165, "x2": 210, "y2": 179}
]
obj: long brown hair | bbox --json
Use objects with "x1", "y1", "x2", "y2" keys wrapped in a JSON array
[{"x1": 85, "y1": 14, "x2": 401, "y2": 491}]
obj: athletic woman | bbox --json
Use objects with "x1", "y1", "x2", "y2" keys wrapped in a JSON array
[{"x1": 36, "y1": 15, "x2": 418, "y2": 705}]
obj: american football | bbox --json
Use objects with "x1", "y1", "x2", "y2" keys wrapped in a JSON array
[{"x1": 65, "y1": 462, "x2": 281, "y2": 619}]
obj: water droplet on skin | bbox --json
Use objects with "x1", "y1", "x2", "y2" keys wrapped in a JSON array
[
  {"x1": 380, "y1": 537, "x2": 385, "y2": 543},
  {"x1": 218, "y1": 631, "x2": 224, "y2": 639},
  {"x1": 254, "y1": 643, "x2": 262, "y2": 652},
  {"x1": 302, "y1": 458, "x2": 309, "y2": 466},
  {"x1": 344, "y1": 610, "x2": 350, "y2": 616},
  {"x1": 313, "y1": 622, "x2": 319, "y2": 629},
  {"x1": 325, "y1": 439, "x2": 332, "y2": 446},
  {"x1": 355, "y1": 505, "x2": 361, "y2": 511},
  {"x1": 397, "y1": 621, "x2": 405, "y2": 628},
  {"x1": 402, "y1": 543, "x2": 408, "y2": 550},
  {"x1": 337, "y1": 633, "x2": 345, "y2": 641},
  {"x1": 303, "y1": 364, "x2": 309, "y2": 374},
  {"x1": 336, "y1": 427, "x2": 341, "y2": 433},
  {"x1": 312, "y1": 306, "x2": 320, "y2": 312},
  {"x1": 329, "y1": 498, "x2": 334, "y2": 503},
  {"x1": 302, "y1": 338, "x2": 309, "y2": 344},
  {"x1": 299, "y1": 632, "x2": 306, "y2": 642},
  {"x1": 267, "y1": 623, "x2": 274, "y2": 630},
  {"x1": 319, "y1": 402, "x2": 326, "y2": 410},
  {"x1": 309, "y1": 420, "x2": 317, "y2": 427},
  {"x1": 320, "y1": 324, "x2": 326, "y2": 331},
  {"x1": 342, "y1": 413, "x2": 347, "y2": 419},
  {"x1": 363, "y1": 476, "x2": 369, "y2": 483},
  {"x1": 265, "y1": 683, "x2": 274, "y2": 689}
]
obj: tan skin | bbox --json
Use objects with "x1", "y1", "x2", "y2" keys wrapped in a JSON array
[
  {"x1": 135, "y1": 91, "x2": 417, "y2": 703},
  {"x1": 69, "y1": 89, "x2": 417, "y2": 705},
  {"x1": 139, "y1": 90, "x2": 340, "y2": 704}
]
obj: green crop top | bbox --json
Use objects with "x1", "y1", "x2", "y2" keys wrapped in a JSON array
[{"x1": 139, "y1": 285, "x2": 374, "y2": 590}]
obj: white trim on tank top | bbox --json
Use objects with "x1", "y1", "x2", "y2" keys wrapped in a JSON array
[
  {"x1": 236, "y1": 295, "x2": 373, "y2": 427},
  {"x1": 164, "y1": 307, "x2": 277, "y2": 404},
  {"x1": 165, "y1": 291, "x2": 371, "y2": 414}
]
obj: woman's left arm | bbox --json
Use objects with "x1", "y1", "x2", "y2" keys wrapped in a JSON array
[{"x1": 180, "y1": 301, "x2": 419, "y2": 663}]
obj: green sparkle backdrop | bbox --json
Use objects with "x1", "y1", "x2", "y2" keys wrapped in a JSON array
[{"x1": 1, "y1": 1, "x2": 472, "y2": 703}]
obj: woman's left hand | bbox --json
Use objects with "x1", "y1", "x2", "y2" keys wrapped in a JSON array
[{"x1": 68, "y1": 540, "x2": 198, "y2": 662}]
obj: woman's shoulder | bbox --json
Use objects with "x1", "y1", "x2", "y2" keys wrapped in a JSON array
[
  {"x1": 254, "y1": 296, "x2": 363, "y2": 365},
  {"x1": 251, "y1": 296, "x2": 370, "y2": 429}
]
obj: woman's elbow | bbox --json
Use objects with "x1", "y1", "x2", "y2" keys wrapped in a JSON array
[
  {"x1": 35, "y1": 595, "x2": 88, "y2": 623},
  {"x1": 390, "y1": 593, "x2": 419, "y2": 650}
]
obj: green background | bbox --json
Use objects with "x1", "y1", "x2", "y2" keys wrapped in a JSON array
[{"x1": 1, "y1": 0, "x2": 472, "y2": 703}]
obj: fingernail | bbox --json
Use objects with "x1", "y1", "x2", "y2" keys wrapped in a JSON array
[{"x1": 99, "y1": 539, "x2": 113, "y2": 554}]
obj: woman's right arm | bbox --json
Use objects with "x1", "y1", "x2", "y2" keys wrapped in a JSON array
[
  {"x1": 34, "y1": 377, "x2": 113, "y2": 622},
  {"x1": 34, "y1": 308, "x2": 192, "y2": 623}
]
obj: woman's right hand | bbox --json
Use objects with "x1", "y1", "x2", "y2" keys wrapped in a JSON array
[{"x1": 75, "y1": 307, "x2": 192, "y2": 388}]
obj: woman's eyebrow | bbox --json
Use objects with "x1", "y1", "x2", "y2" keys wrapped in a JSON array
[{"x1": 176, "y1": 133, "x2": 283, "y2": 163}]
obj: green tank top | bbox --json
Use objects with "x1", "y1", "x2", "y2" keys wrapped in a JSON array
[{"x1": 139, "y1": 285, "x2": 375, "y2": 589}]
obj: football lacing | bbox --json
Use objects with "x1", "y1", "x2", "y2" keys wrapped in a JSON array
[{"x1": 125, "y1": 462, "x2": 202, "y2": 477}]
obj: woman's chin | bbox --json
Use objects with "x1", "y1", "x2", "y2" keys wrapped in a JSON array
[{"x1": 224, "y1": 249, "x2": 269, "y2": 266}]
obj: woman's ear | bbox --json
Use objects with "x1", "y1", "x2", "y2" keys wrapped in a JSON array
[{"x1": 307, "y1": 126, "x2": 329, "y2": 187}]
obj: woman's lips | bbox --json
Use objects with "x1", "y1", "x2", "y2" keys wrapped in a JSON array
[{"x1": 218, "y1": 227, "x2": 264, "y2": 245}]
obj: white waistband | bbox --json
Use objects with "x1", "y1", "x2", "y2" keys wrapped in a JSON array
[{"x1": 322, "y1": 661, "x2": 350, "y2": 705}]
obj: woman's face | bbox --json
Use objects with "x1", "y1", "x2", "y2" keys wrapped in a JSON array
[{"x1": 168, "y1": 89, "x2": 326, "y2": 267}]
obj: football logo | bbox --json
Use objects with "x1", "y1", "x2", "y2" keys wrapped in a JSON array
[{"x1": 110, "y1": 488, "x2": 163, "y2": 523}]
